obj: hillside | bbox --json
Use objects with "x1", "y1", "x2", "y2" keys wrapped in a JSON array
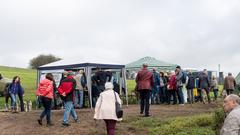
[{"x1": 0, "y1": 66, "x2": 37, "y2": 104}]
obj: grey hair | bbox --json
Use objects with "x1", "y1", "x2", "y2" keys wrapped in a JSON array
[{"x1": 226, "y1": 94, "x2": 240, "y2": 105}]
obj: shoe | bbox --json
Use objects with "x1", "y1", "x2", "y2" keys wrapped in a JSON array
[
  {"x1": 74, "y1": 119, "x2": 80, "y2": 123},
  {"x1": 62, "y1": 123, "x2": 70, "y2": 127},
  {"x1": 144, "y1": 114, "x2": 152, "y2": 117},
  {"x1": 46, "y1": 123, "x2": 54, "y2": 127},
  {"x1": 37, "y1": 119, "x2": 42, "y2": 125},
  {"x1": 140, "y1": 111, "x2": 143, "y2": 115}
]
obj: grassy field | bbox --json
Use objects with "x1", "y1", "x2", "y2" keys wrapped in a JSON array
[{"x1": 0, "y1": 66, "x2": 37, "y2": 107}]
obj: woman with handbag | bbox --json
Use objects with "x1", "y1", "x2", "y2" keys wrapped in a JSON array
[
  {"x1": 94, "y1": 82, "x2": 122, "y2": 135},
  {"x1": 36, "y1": 73, "x2": 54, "y2": 127}
]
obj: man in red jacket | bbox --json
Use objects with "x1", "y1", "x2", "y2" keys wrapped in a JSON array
[
  {"x1": 135, "y1": 63, "x2": 154, "y2": 117},
  {"x1": 58, "y1": 71, "x2": 79, "y2": 127}
]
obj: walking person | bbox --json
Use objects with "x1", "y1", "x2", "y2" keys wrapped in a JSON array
[
  {"x1": 135, "y1": 63, "x2": 153, "y2": 117},
  {"x1": 36, "y1": 73, "x2": 54, "y2": 126},
  {"x1": 186, "y1": 70, "x2": 195, "y2": 104},
  {"x1": 58, "y1": 71, "x2": 79, "y2": 127},
  {"x1": 175, "y1": 66, "x2": 185, "y2": 105},
  {"x1": 94, "y1": 82, "x2": 122, "y2": 135},
  {"x1": 74, "y1": 70, "x2": 86, "y2": 108},
  {"x1": 8, "y1": 76, "x2": 24, "y2": 113},
  {"x1": 224, "y1": 72, "x2": 236, "y2": 95}
]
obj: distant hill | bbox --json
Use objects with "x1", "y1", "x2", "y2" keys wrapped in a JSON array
[{"x1": 0, "y1": 66, "x2": 37, "y2": 101}]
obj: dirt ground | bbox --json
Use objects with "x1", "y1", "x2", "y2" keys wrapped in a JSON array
[{"x1": 0, "y1": 102, "x2": 221, "y2": 135}]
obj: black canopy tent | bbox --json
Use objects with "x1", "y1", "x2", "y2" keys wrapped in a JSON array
[{"x1": 37, "y1": 60, "x2": 128, "y2": 108}]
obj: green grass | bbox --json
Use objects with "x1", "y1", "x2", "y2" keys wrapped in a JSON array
[
  {"x1": 128, "y1": 114, "x2": 216, "y2": 135},
  {"x1": 0, "y1": 66, "x2": 37, "y2": 107}
]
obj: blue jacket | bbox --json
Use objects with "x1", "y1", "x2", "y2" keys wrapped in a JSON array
[
  {"x1": 186, "y1": 73, "x2": 195, "y2": 89},
  {"x1": 8, "y1": 83, "x2": 24, "y2": 95}
]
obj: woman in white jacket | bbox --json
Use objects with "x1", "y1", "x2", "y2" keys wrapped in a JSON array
[{"x1": 94, "y1": 82, "x2": 122, "y2": 135}]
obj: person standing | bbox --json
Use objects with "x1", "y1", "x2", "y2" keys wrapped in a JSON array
[
  {"x1": 74, "y1": 70, "x2": 86, "y2": 108},
  {"x1": 167, "y1": 71, "x2": 177, "y2": 105},
  {"x1": 186, "y1": 70, "x2": 195, "y2": 104},
  {"x1": 8, "y1": 76, "x2": 24, "y2": 113},
  {"x1": 224, "y1": 73, "x2": 236, "y2": 95},
  {"x1": 175, "y1": 66, "x2": 184, "y2": 105},
  {"x1": 135, "y1": 63, "x2": 153, "y2": 117},
  {"x1": 220, "y1": 94, "x2": 240, "y2": 135},
  {"x1": 151, "y1": 68, "x2": 160, "y2": 104},
  {"x1": 94, "y1": 82, "x2": 122, "y2": 135},
  {"x1": 58, "y1": 71, "x2": 79, "y2": 127},
  {"x1": 198, "y1": 69, "x2": 211, "y2": 104},
  {"x1": 211, "y1": 76, "x2": 219, "y2": 101},
  {"x1": 36, "y1": 73, "x2": 54, "y2": 126}
]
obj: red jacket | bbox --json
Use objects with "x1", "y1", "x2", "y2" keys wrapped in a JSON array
[
  {"x1": 135, "y1": 68, "x2": 154, "y2": 90},
  {"x1": 36, "y1": 79, "x2": 54, "y2": 99},
  {"x1": 168, "y1": 75, "x2": 177, "y2": 90},
  {"x1": 58, "y1": 76, "x2": 76, "y2": 101}
]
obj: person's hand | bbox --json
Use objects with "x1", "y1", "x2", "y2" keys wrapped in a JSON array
[{"x1": 62, "y1": 92, "x2": 66, "y2": 96}]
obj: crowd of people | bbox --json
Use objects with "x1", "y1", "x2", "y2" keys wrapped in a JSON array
[{"x1": 135, "y1": 64, "x2": 238, "y2": 108}]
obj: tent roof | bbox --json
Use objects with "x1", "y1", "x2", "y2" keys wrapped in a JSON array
[
  {"x1": 126, "y1": 56, "x2": 177, "y2": 70},
  {"x1": 38, "y1": 58, "x2": 125, "y2": 70},
  {"x1": 236, "y1": 72, "x2": 240, "y2": 84}
]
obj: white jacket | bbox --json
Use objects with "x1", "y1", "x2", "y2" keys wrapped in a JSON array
[{"x1": 94, "y1": 89, "x2": 122, "y2": 121}]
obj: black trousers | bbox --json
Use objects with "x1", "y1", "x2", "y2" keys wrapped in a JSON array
[
  {"x1": 139, "y1": 90, "x2": 151, "y2": 115},
  {"x1": 18, "y1": 94, "x2": 25, "y2": 112},
  {"x1": 167, "y1": 90, "x2": 177, "y2": 104},
  {"x1": 40, "y1": 96, "x2": 52, "y2": 123}
]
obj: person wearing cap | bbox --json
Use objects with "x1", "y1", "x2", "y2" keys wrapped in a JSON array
[
  {"x1": 220, "y1": 94, "x2": 240, "y2": 135},
  {"x1": 224, "y1": 73, "x2": 237, "y2": 95},
  {"x1": 58, "y1": 71, "x2": 79, "y2": 127},
  {"x1": 94, "y1": 82, "x2": 122, "y2": 135},
  {"x1": 135, "y1": 63, "x2": 154, "y2": 117}
]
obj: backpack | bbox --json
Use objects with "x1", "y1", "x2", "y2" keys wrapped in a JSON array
[{"x1": 181, "y1": 72, "x2": 187, "y2": 83}]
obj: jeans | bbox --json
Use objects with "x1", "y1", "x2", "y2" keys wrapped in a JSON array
[
  {"x1": 151, "y1": 86, "x2": 159, "y2": 104},
  {"x1": 139, "y1": 90, "x2": 151, "y2": 115},
  {"x1": 63, "y1": 101, "x2": 78, "y2": 124},
  {"x1": 167, "y1": 90, "x2": 177, "y2": 104},
  {"x1": 40, "y1": 96, "x2": 52, "y2": 123},
  {"x1": 92, "y1": 96, "x2": 98, "y2": 108},
  {"x1": 104, "y1": 119, "x2": 117, "y2": 135},
  {"x1": 213, "y1": 89, "x2": 218, "y2": 100},
  {"x1": 187, "y1": 89, "x2": 194, "y2": 103},
  {"x1": 10, "y1": 93, "x2": 17, "y2": 109},
  {"x1": 177, "y1": 87, "x2": 184, "y2": 104}
]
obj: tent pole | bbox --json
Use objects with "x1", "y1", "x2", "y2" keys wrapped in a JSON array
[
  {"x1": 86, "y1": 67, "x2": 93, "y2": 109},
  {"x1": 122, "y1": 68, "x2": 128, "y2": 107}
]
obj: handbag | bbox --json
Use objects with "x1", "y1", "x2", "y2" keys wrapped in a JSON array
[{"x1": 113, "y1": 91, "x2": 123, "y2": 118}]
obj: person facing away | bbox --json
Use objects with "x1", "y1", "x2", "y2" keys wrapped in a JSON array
[
  {"x1": 94, "y1": 82, "x2": 122, "y2": 135},
  {"x1": 36, "y1": 73, "x2": 54, "y2": 126},
  {"x1": 220, "y1": 94, "x2": 240, "y2": 135},
  {"x1": 224, "y1": 72, "x2": 237, "y2": 95},
  {"x1": 198, "y1": 69, "x2": 211, "y2": 104},
  {"x1": 211, "y1": 75, "x2": 219, "y2": 101},
  {"x1": 135, "y1": 63, "x2": 154, "y2": 117},
  {"x1": 167, "y1": 71, "x2": 177, "y2": 105},
  {"x1": 151, "y1": 68, "x2": 160, "y2": 104},
  {"x1": 58, "y1": 71, "x2": 79, "y2": 127},
  {"x1": 8, "y1": 76, "x2": 24, "y2": 113},
  {"x1": 186, "y1": 70, "x2": 195, "y2": 104},
  {"x1": 95, "y1": 68, "x2": 112, "y2": 92},
  {"x1": 73, "y1": 70, "x2": 86, "y2": 108}
]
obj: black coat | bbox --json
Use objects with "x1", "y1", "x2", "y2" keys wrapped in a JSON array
[{"x1": 186, "y1": 74, "x2": 195, "y2": 89}]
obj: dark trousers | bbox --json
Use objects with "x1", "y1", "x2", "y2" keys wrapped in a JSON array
[
  {"x1": 139, "y1": 90, "x2": 151, "y2": 115},
  {"x1": 213, "y1": 89, "x2": 218, "y2": 100},
  {"x1": 226, "y1": 89, "x2": 234, "y2": 95},
  {"x1": 177, "y1": 87, "x2": 184, "y2": 104},
  {"x1": 159, "y1": 87, "x2": 166, "y2": 103},
  {"x1": 104, "y1": 120, "x2": 117, "y2": 135},
  {"x1": 167, "y1": 90, "x2": 177, "y2": 104},
  {"x1": 18, "y1": 94, "x2": 24, "y2": 112},
  {"x1": 40, "y1": 96, "x2": 52, "y2": 123}
]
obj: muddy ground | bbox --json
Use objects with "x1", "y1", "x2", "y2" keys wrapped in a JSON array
[{"x1": 0, "y1": 102, "x2": 221, "y2": 135}]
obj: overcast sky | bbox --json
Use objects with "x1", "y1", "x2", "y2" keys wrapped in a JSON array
[{"x1": 0, "y1": 0, "x2": 240, "y2": 75}]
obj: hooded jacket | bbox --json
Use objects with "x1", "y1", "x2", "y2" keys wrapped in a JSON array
[{"x1": 36, "y1": 79, "x2": 54, "y2": 99}]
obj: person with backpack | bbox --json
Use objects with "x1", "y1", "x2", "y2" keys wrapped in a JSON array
[
  {"x1": 58, "y1": 71, "x2": 79, "y2": 127},
  {"x1": 175, "y1": 66, "x2": 185, "y2": 105},
  {"x1": 8, "y1": 76, "x2": 24, "y2": 113},
  {"x1": 36, "y1": 73, "x2": 54, "y2": 126}
]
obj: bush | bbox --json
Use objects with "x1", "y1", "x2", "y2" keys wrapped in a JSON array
[{"x1": 213, "y1": 107, "x2": 225, "y2": 135}]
